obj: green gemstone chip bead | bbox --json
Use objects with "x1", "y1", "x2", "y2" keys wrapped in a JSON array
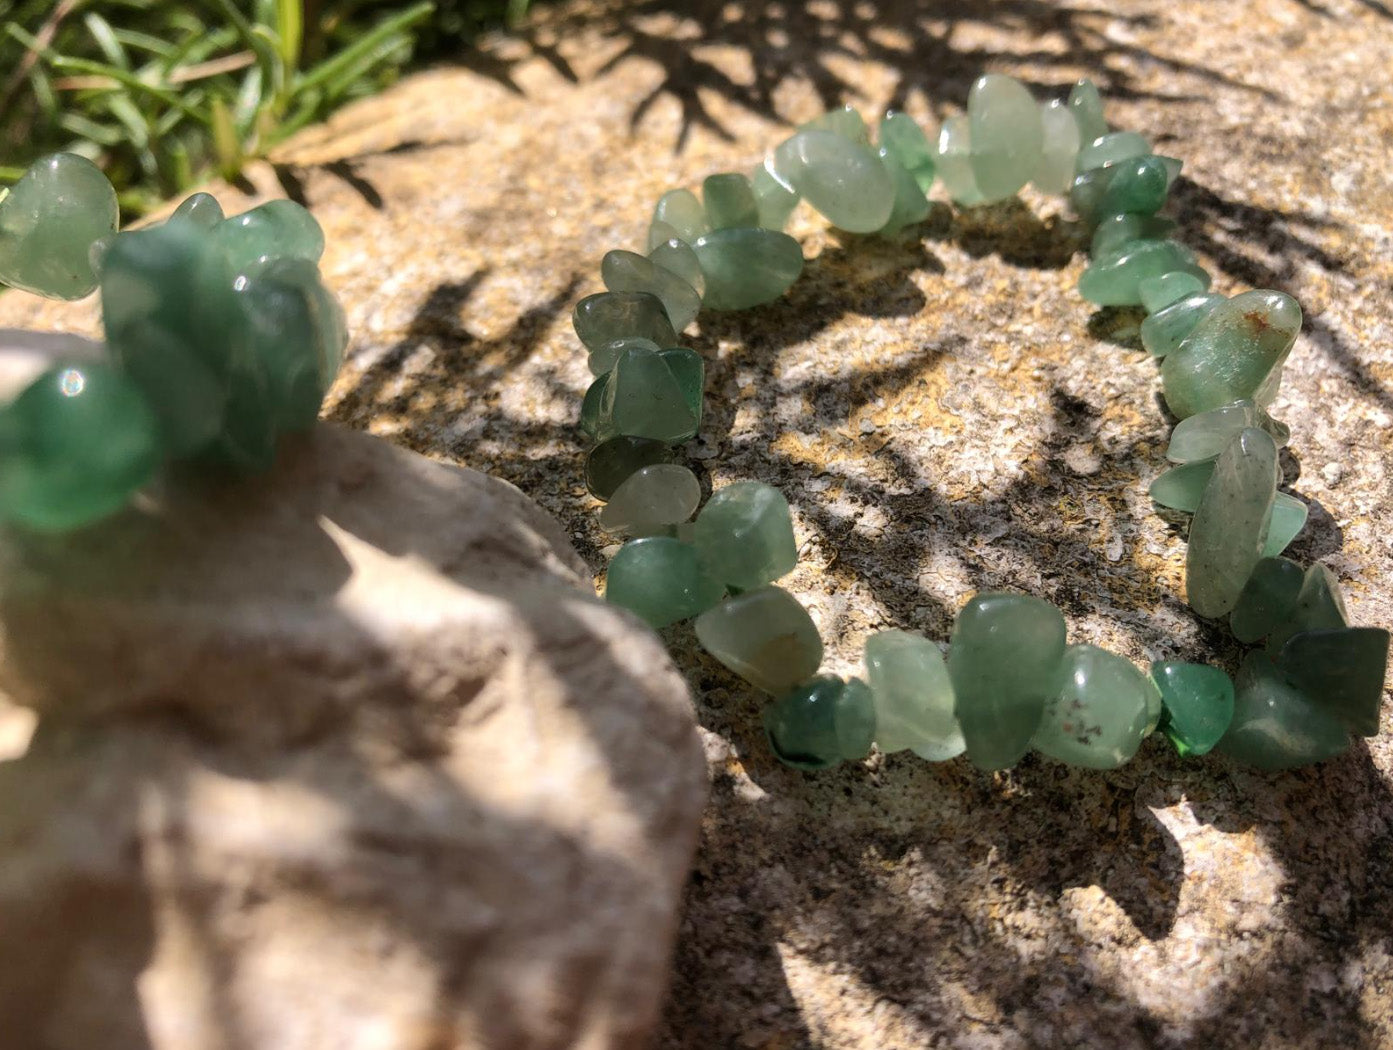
[
  {"x1": 1067, "y1": 79, "x2": 1108, "y2": 143},
  {"x1": 799, "y1": 105, "x2": 870, "y2": 144},
  {"x1": 1078, "y1": 239, "x2": 1206, "y2": 306},
  {"x1": 0, "y1": 361, "x2": 161, "y2": 531},
  {"x1": 948, "y1": 592, "x2": 1067, "y2": 770},
  {"x1": 1091, "y1": 212, "x2": 1177, "y2": 258},
  {"x1": 605, "y1": 345, "x2": 701, "y2": 445},
  {"x1": 771, "y1": 129, "x2": 896, "y2": 233},
  {"x1": 1097, "y1": 155, "x2": 1174, "y2": 217},
  {"x1": 605, "y1": 536, "x2": 726, "y2": 629},
  {"x1": 1075, "y1": 130, "x2": 1149, "y2": 173},
  {"x1": 764, "y1": 675, "x2": 877, "y2": 771},
  {"x1": 879, "y1": 111, "x2": 938, "y2": 192},
  {"x1": 933, "y1": 115, "x2": 985, "y2": 206},
  {"x1": 1152, "y1": 661, "x2": 1235, "y2": 758},
  {"x1": 651, "y1": 189, "x2": 709, "y2": 245},
  {"x1": 1230, "y1": 556, "x2": 1305, "y2": 643},
  {"x1": 585, "y1": 435, "x2": 673, "y2": 500},
  {"x1": 1139, "y1": 271, "x2": 1209, "y2": 313},
  {"x1": 168, "y1": 192, "x2": 225, "y2": 229},
  {"x1": 1032, "y1": 99, "x2": 1082, "y2": 195},
  {"x1": 1033, "y1": 645, "x2": 1159, "y2": 769},
  {"x1": 694, "y1": 585, "x2": 823, "y2": 694},
  {"x1": 1149, "y1": 459, "x2": 1215, "y2": 512},
  {"x1": 0, "y1": 153, "x2": 119, "y2": 300},
  {"x1": 691, "y1": 228, "x2": 803, "y2": 311},
  {"x1": 1140, "y1": 293, "x2": 1224, "y2": 359},
  {"x1": 1219, "y1": 651, "x2": 1349, "y2": 770},
  {"x1": 1264, "y1": 493, "x2": 1308, "y2": 557},
  {"x1": 1167, "y1": 399, "x2": 1282, "y2": 463},
  {"x1": 588, "y1": 336, "x2": 659, "y2": 378},
  {"x1": 1266, "y1": 563, "x2": 1350, "y2": 652},
  {"x1": 752, "y1": 162, "x2": 800, "y2": 230},
  {"x1": 212, "y1": 198, "x2": 325, "y2": 274},
  {"x1": 702, "y1": 173, "x2": 760, "y2": 230},
  {"x1": 601, "y1": 250, "x2": 701, "y2": 332},
  {"x1": 1186, "y1": 427, "x2": 1278, "y2": 618},
  {"x1": 648, "y1": 237, "x2": 705, "y2": 298},
  {"x1": 598, "y1": 463, "x2": 701, "y2": 535},
  {"x1": 967, "y1": 74, "x2": 1044, "y2": 204},
  {"x1": 693, "y1": 481, "x2": 797, "y2": 590},
  {"x1": 572, "y1": 291, "x2": 678, "y2": 351},
  {"x1": 864, "y1": 629, "x2": 965, "y2": 760},
  {"x1": 877, "y1": 151, "x2": 932, "y2": 234},
  {"x1": 1275, "y1": 628, "x2": 1389, "y2": 737}
]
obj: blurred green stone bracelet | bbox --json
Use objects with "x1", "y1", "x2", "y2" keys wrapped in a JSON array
[
  {"x1": 0, "y1": 154, "x2": 346, "y2": 531},
  {"x1": 576, "y1": 75, "x2": 1390, "y2": 773}
]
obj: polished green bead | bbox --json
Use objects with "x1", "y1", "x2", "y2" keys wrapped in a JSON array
[
  {"x1": 948, "y1": 592, "x2": 1066, "y2": 770},
  {"x1": 1266, "y1": 564, "x2": 1350, "y2": 653},
  {"x1": 967, "y1": 74, "x2": 1044, "y2": 204},
  {"x1": 585, "y1": 435, "x2": 673, "y2": 500},
  {"x1": 651, "y1": 189, "x2": 708, "y2": 246},
  {"x1": 1067, "y1": 80, "x2": 1108, "y2": 144},
  {"x1": 1078, "y1": 239, "x2": 1206, "y2": 306},
  {"x1": 0, "y1": 153, "x2": 118, "y2": 300},
  {"x1": 878, "y1": 112, "x2": 937, "y2": 192},
  {"x1": 1230, "y1": 556, "x2": 1304, "y2": 644},
  {"x1": 168, "y1": 192, "x2": 225, "y2": 229},
  {"x1": 648, "y1": 237, "x2": 704, "y2": 298},
  {"x1": 1264, "y1": 493, "x2": 1308, "y2": 557},
  {"x1": 580, "y1": 372, "x2": 613, "y2": 441},
  {"x1": 599, "y1": 464, "x2": 701, "y2": 535},
  {"x1": 702, "y1": 173, "x2": 760, "y2": 230},
  {"x1": 933, "y1": 115, "x2": 985, "y2": 206},
  {"x1": 0, "y1": 361, "x2": 161, "y2": 531},
  {"x1": 1031, "y1": 99, "x2": 1081, "y2": 194},
  {"x1": 693, "y1": 480, "x2": 797, "y2": 590},
  {"x1": 213, "y1": 199, "x2": 324, "y2": 274},
  {"x1": 691, "y1": 228, "x2": 803, "y2": 311},
  {"x1": 605, "y1": 536, "x2": 725, "y2": 628},
  {"x1": 601, "y1": 250, "x2": 700, "y2": 332},
  {"x1": 588, "y1": 336, "x2": 658, "y2": 377},
  {"x1": 646, "y1": 219, "x2": 683, "y2": 253},
  {"x1": 1097, "y1": 155, "x2": 1172, "y2": 217},
  {"x1": 1186, "y1": 427, "x2": 1278, "y2": 618},
  {"x1": 864, "y1": 629, "x2": 965, "y2": 760},
  {"x1": 764, "y1": 675, "x2": 876, "y2": 770},
  {"x1": 1149, "y1": 459, "x2": 1214, "y2": 512},
  {"x1": 799, "y1": 105, "x2": 869, "y2": 143},
  {"x1": 1161, "y1": 289, "x2": 1301, "y2": 419},
  {"x1": 1140, "y1": 293, "x2": 1223, "y2": 358},
  {"x1": 1275, "y1": 628, "x2": 1389, "y2": 737},
  {"x1": 659, "y1": 347, "x2": 704, "y2": 422},
  {"x1": 203, "y1": 351, "x2": 276, "y2": 472},
  {"x1": 772, "y1": 129, "x2": 895, "y2": 232},
  {"x1": 1091, "y1": 213, "x2": 1177, "y2": 258},
  {"x1": 1033, "y1": 645, "x2": 1157, "y2": 769},
  {"x1": 605, "y1": 345, "x2": 700, "y2": 445},
  {"x1": 1218, "y1": 651, "x2": 1349, "y2": 770},
  {"x1": 752, "y1": 162, "x2": 800, "y2": 230},
  {"x1": 1153, "y1": 661, "x2": 1235, "y2": 758},
  {"x1": 694, "y1": 585, "x2": 823, "y2": 694},
  {"x1": 1075, "y1": 130, "x2": 1149, "y2": 173},
  {"x1": 1167, "y1": 399, "x2": 1283, "y2": 463},
  {"x1": 572, "y1": 291, "x2": 677, "y2": 351},
  {"x1": 877, "y1": 151, "x2": 931, "y2": 234},
  {"x1": 1139, "y1": 271, "x2": 1209, "y2": 313}
]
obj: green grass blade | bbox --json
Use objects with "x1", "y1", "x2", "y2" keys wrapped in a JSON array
[
  {"x1": 275, "y1": 0, "x2": 302, "y2": 70},
  {"x1": 292, "y1": 1, "x2": 432, "y2": 96}
]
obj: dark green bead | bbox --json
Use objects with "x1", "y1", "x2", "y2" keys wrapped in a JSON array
[
  {"x1": 213, "y1": 199, "x2": 324, "y2": 274},
  {"x1": 1218, "y1": 651, "x2": 1349, "y2": 770},
  {"x1": 693, "y1": 481, "x2": 797, "y2": 590},
  {"x1": 1091, "y1": 213, "x2": 1177, "y2": 258},
  {"x1": 1266, "y1": 564, "x2": 1350, "y2": 653},
  {"x1": 605, "y1": 536, "x2": 725, "y2": 628},
  {"x1": 659, "y1": 347, "x2": 704, "y2": 423},
  {"x1": 694, "y1": 585, "x2": 823, "y2": 694},
  {"x1": 579, "y1": 372, "x2": 613, "y2": 441},
  {"x1": 585, "y1": 435, "x2": 673, "y2": 500},
  {"x1": 702, "y1": 173, "x2": 760, "y2": 230},
  {"x1": 691, "y1": 228, "x2": 803, "y2": 311},
  {"x1": 1274, "y1": 628, "x2": 1389, "y2": 737},
  {"x1": 0, "y1": 153, "x2": 118, "y2": 300},
  {"x1": 572, "y1": 291, "x2": 677, "y2": 351},
  {"x1": 1152, "y1": 661, "x2": 1234, "y2": 757},
  {"x1": 0, "y1": 361, "x2": 160, "y2": 531},
  {"x1": 1097, "y1": 155, "x2": 1172, "y2": 216},
  {"x1": 603, "y1": 345, "x2": 700, "y2": 445},
  {"x1": 764, "y1": 675, "x2": 876, "y2": 770},
  {"x1": 1230, "y1": 556, "x2": 1304, "y2": 644}
]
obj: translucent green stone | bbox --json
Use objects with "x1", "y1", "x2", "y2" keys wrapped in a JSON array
[
  {"x1": 601, "y1": 250, "x2": 701, "y2": 332},
  {"x1": 603, "y1": 345, "x2": 700, "y2": 445},
  {"x1": 702, "y1": 173, "x2": 760, "y2": 230},
  {"x1": 877, "y1": 151, "x2": 931, "y2": 234},
  {"x1": 1264, "y1": 493, "x2": 1308, "y2": 557},
  {"x1": 878, "y1": 112, "x2": 937, "y2": 192},
  {"x1": 1161, "y1": 289, "x2": 1301, "y2": 419},
  {"x1": 967, "y1": 74, "x2": 1044, "y2": 204},
  {"x1": 1078, "y1": 239, "x2": 1206, "y2": 306},
  {"x1": 691, "y1": 228, "x2": 803, "y2": 311},
  {"x1": 650, "y1": 189, "x2": 708, "y2": 246},
  {"x1": 764, "y1": 675, "x2": 876, "y2": 770},
  {"x1": 213, "y1": 199, "x2": 324, "y2": 274},
  {"x1": 799, "y1": 105, "x2": 870, "y2": 144},
  {"x1": 1067, "y1": 80, "x2": 1108, "y2": 144},
  {"x1": 1167, "y1": 399, "x2": 1280, "y2": 463},
  {"x1": 933, "y1": 116, "x2": 985, "y2": 206},
  {"x1": 771, "y1": 129, "x2": 895, "y2": 233},
  {"x1": 1186, "y1": 428, "x2": 1278, "y2": 619},
  {"x1": 204, "y1": 352, "x2": 276, "y2": 472},
  {"x1": 1218, "y1": 651, "x2": 1349, "y2": 770},
  {"x1": 1153, "y1": 661, "x2": 1235, "y2": 758},
  {"x1": 1149, "y1": 459, "x2": 1215, "y2": 513},
  {"x1": 646, "y1": 219, "x2": 683, "y2": 253},
  {"x1": 1091, "y1": 213, "x2": 1177, "y2": 258},
  {"x1": 752, "y1": 161, "x2": 800, "y2": 230},
  {"x1": 1266, "y1": 563, "x2": 1350, "y2": 652},
  {"x1": 0, "y1": 153, "x2": 118, "y2": 300},
  {"x1": 599, "y1": 464, "x2": 701, "y2": 535},
  {"x1": 1140, "y1": 293, "x2": 1224, "y2": 358},
  {"x1": 1139, "y1": 271, "x2": 1209, "y2": 313},
  {"x1": 659, "y1": 347, "x2": 704, "y2": 422},
  {"x1": 580, "y1": 372, "x2": 612, "y2": 441},
  {"x1": 0, "y1": 361, "x2": 161, "y2": 531},
  {"x1": 694, "y1": 585, "x2": 823, "y2": 694},
  {"x1": 169, "y1": 192, "x2": 225, "y2": 229},
  {"x1": 605, "y1": 536, "x2": 725, "y2": 628},
  {"x1": 1230, "y1": 556, "x2": 1304, "y2": 644},
  {"x1": 1074, "y1": 130, "x2": 1149, "y2": 174},
  {"x1": 588, "y1": 336, "x2": 659, "y2": 378},
  {"x1": 948, "y1": 592, "x2": 1066, "y2": 770},
  {"x1": 585, "y1": 435, "x2": 673, "y2": 500},
  {"x1": 1275, "y1": 628, "x2": 1389, "y2": 737},
  {"x1": 1097, "y1": 155, "x2": 1172, "y2": 217},
  {"x1": 1033, "y1": 645, "x2": 1157, "y2": 769},
  {"x1": 693, "y1": 480, "x2": 797, "y2": 590},
  {"x1": 572, "y1": 291, "x2": 677, "y2": 351},
  {"x1": 648, "y1": 237, "x2": 704, "y2": 298},
  {"x1": 864, "y1": 629, "x2": 965, "y2": 760},
  {"x1": 1031, "y1": 99, "x2": 1081, "y2": 194}
]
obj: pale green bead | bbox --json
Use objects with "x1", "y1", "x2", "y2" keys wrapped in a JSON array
[
  {"x1": 647, "y1": 219, "x2": 683, "y2": 253},
  {"x1": 588, "y1": 336, "x2": 658, "y2": 377},
  {"x1": 572, "y1": 291, "x2": 677, "y2": 351},
  {"x1": 606, "y1": 537, "x2": 725, "y2": 628},
  {"x1": 648, "y1": 236, "x2": 705, "y2": 298},
  {"x1": 799, "y1": 105, "x2": 869, "y2": 144},
  {"x1": 1186, "y1": 427, "x2": 1278, "y2": 618},
  {"x1": 702, "y1": 172, "x2": 760, "y2": 230},
  {"x1": 1078, "y1": 239, "x2": 1206, "y2": 306},
  {"x1": 651, "y1": 189, "x2": 708, "y2": 245},
  {"x1": 771, "y1": 129, "x2": 895, "y2": 232},
  {"x1": 878, "y1": 112, "x2": 937, "y2": 192},
  {"x1": 169, "y1": 192, "x2": 225, "y2": 229},
  {"x1": 1264, "y1": 493, "x2": 1308, "y2": 557},
  {"x1": 0, "y1": 153, "x2": 118, "y2": 300},
  {"x1": 693, "y1": 481, "x2": 797, "y2": 589},
  {"x1": 933, "y1": 115, "x2": 985, "y2": 206},
  {"x1": 1033, "y1": 645, "x2": 1157, "y2": 769},
  {"x1": 1068, "y1": 79, "x2": 1108, "y2": 144},
  {"x1": 1075, "y1": 130, "x2": 1149, "y2": 174},
  {"x1": 1265, "y1": 563, "x2": 1349, "y2": 653},
  {"x1": 691, "y1": 228, "x2": 803, "y2": 310},
  {"x1": 1091, "y1": 213, "x2": 1177, "y2": 258},
  {"x1": 213, "y1": 199, "x2": 324, "y2": 274},
  {"x1": 864, "y1": 629, "x2": 964, "y2": 760},
  {"x1": 1161, "y1": 289, "x2": 1302, "y2": 419},
  {"x1": 967, "y1": 74, "x2": 1044, "y2": 203},
  {"x1": 1230, "y1": 556, "x2": 1305, "y2": 644},
  {"x1": 599, "y1": 464, "x2": 701, "y2": 535},
  {"x1": 1167, "y1": 399, "x2": 1283, "y2": 463},
  {"x1": 694, "y1": 585, "x2": 823, "y2": 694},
  {"x1": 1149, "y1": 459, "x2": 1215, "y2": 512},
  {"x1": 948, "y1": 592, "x2": 1066, "y2": 770},
  {"x1": 1218, "y1": 651, "x2": 1349, "y2": 770},
  {"x1": 1031, "y1": 99, "x2": 1081, "y2": 194},
  {"x1": 1140, "y1": 293, "x2": 1224, "y2": 358},
  {"x1": 1139, "y1": 271, "x2": 1209, "y2": 313},
  {"x1": 877, "y1": 151, "x2": 931, "y2": 234},
  {"x1": 601, "y1": 249, "x2": 701, "y2": 332},
  {"x1": 752, "y1": 161, "x2": 800, "y2": 230}
]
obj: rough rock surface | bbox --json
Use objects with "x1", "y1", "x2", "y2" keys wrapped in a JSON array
[
  {"x1": 2, "y1": 0, "x2": 1392, "y2": 1045},
  {"x1": 0, "y1": 420, "x2": 706, "y2": 1050}
]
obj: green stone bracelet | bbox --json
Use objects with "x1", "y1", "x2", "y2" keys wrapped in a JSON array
[
  {"x1": 0, "y1": 156, "x2": 346, "y2": 531},
  {"x1": 577, "y1": 74, "x2": 1390, "y2": 773}
]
